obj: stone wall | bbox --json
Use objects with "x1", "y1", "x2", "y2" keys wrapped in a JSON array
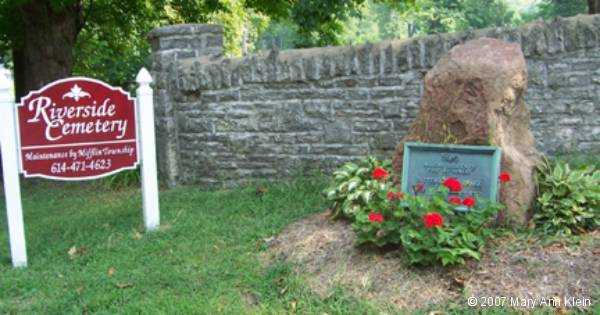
[{"x1": 149, "y1": 15, "x2": 600, "y2": 186}]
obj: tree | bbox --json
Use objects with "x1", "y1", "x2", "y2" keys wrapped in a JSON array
[
  {"x1": 1, "y1": 0, "x2": 415, "y2": 98},
  {"x1": 0, "y1": 0, "x2": 292, "y2": 98},
  {"x1": 261, "y1": 0, "x2": 414, "y2": 48},
  {"x1": 590, "y1": 0, "x2": 600, "y2": 13},
  {"x1": 1, "y1": 0, "x2": 81, "y2": 98},
  {"x1": 537, "y1": 0, "x2": 588, "y2": 18},
  {"x1": 256, "y1": 19, "x2": 304, "y2": 50},
  {"x1": 459, "y1": 0, "x2": 515, "y2": 30},
  {"x1": 71, "y1": 0, "x2": 162, "y2": 89},
  {"x1": 209, "y1": 0, "x2": 270, "y2": 57},
  {"x1": 401, "y1": 0, "x2": 515, "y2": 36},
  {"x1": 1, "y1": 0, "x2": 154, "y2": 97},
  {"x1": 257, "y1": 0, "x2": 518, "y2": 49}
]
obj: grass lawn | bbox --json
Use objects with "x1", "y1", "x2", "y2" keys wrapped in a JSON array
[
  {"x1": 0, "y1": 174, "x2": 598, "y2": 314},
  {"x1": 0, "y1": 178, "x2": 384, "y2": 314}
]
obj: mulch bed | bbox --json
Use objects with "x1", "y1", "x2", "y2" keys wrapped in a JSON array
[{"x1": 265, "y1": 212, "x2": 600, "y2": 312}]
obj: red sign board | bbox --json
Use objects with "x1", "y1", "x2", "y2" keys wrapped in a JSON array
[{"x1": 16, "y1": 78, "x2": 139, "y2": 180}]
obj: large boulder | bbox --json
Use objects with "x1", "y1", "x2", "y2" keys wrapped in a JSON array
[{"x1": 392, "y1": 37, "x2": 538, "y2": 226}]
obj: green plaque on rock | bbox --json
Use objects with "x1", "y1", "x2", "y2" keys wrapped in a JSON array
[{"x1": 401, "y1": 142, "x2": 502, "y2": 202}]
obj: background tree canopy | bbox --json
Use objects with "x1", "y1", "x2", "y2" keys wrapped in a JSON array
[{"x1": 0, "y1": 0, "x2": 595, "y2": 96}]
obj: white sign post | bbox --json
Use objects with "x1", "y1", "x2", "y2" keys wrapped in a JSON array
[
  {"x1": 136, "y1": 68, "x2": 160, "y2": 230},
  {"x1": 0, "y1": 67, "x2": 161, "y2": 267},
  {"x1": 0, "y1": 66, "x2": 27, "y2": 267}
]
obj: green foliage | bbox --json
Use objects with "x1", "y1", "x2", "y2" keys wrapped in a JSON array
[
  {"x1": 326, "y1": 157, "x2": 501, "y2": 266},
  {"x1": 407, "y1": 0, "x2": 516, "y2": 35},
  {"x1": 73, "y1": 19, "x2": 152, "y2": 89},
  {"x1": 351, "y1": 183, "x2": 403, "y2": 247},
  {"x1": 99, "y1": 168, "x2": 141, "y2": 190},
  {"x1": 0, "y1": 0, "x2": 21, "y2": 65},
  {"x1": 323, "y1": 157, "x2": 391, "y2": 219},
  {"x1": 1, "y1": 0, "x2": 531, "y2": 87},
  {"x1": 70, "y1": 0, "x2": 243, "y2": 86},
  {"x1": 350, "y1": 180, "x2": 500, "y2": 265},
  {"x1": 258, "y1": 0, "x2": 416, "y2": 49},
  {"x1": 407, "y1": 0, "x2": 464, "y2": 34},
  {"x1": 0, "y1": 0, "x2": 286, "y2": 88},
  {"x1": 340, "y1": 0, "x2": 517, "y2": 44},
  {"x1": 262, "y1": 0, "x2": 415, "y2": 48},
  {"x1": 516, "y1": 0, "x2": 588, "y2": 23},
  {"x1": 289, "y1": 0, "x2": 367, "y2": 47},
  {"x1": 459, "y1": 0, "x2": 516, "y2": 29},
  {"x1": 270, "y1": 0, "x2": 517, "y2": 50},
  {"x1": 537, "y1": 0, "x2": 588, "y2": 19},
  {"x1": 339, "y1": 1, "x2": 409, "y2": 44},
  {"x1": 534, "y1": 158, "x2": 600, "y2": 236},
  {"x1": 208, "y1": 0, "x2": 270, "y2": 57},
  {"x1": 396, "y1": 185, "x2": 500, "y2": 265},
  {"x1": 1, "y1": 0, "x2": 164, "y2": 68},
  {"x1": 257, "y1": 19, "x2": 304, "y2": 50},
  {"x1": 555, "y1": 151, "x2": 600, "y2": 170}
]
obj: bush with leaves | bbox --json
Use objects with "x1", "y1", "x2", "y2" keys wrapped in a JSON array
[
  {"x1": 100, "y1": 167, "x2": 141, "y2": 190},
  {"x1": 351, "y1": 183, "x2": 404, "y2": 247},
  {"x1": 396, "y1": 185, "x2": 501, "y2": 265},
  {"x1": 323, "y1": 157, "x2": 392, "y2": 219},
  {"x1": 534, "y1": 158, "x2": 600, "y2": 236},
  {"x1": 351, "y1": 178, "x2": 501, "y2": 265},
  {"x1": 327, "y1": 158, "x2": 505, "y2": 266}
]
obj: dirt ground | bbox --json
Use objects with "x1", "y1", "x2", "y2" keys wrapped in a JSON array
[{"x1": 265, "y1": 212, "x2": 600, "y2": 312}]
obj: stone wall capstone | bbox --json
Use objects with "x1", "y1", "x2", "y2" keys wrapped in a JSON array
[{"x1": 149, "y1": 15, "x2": 600, "y2": 186}]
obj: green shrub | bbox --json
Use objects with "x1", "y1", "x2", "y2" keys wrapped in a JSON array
[
  {"x1": 327, "y1": 158, "x2": 502, "y2": 266},
  {"x1": 100, "y1": 167, "x2": 141, "y2": 190},
  {"x1": 534, "y1": 158, "x2": 600, "y2": 236},
  {"x1": 351, "y1": 181, "x2": 501, "y2": 265},
  {"x1": 351, "y1": 183, "x2": 403, "y2": 247},
  {"x1": 323, "y1": 157, "x2": 392, "y2": 219},
  {"x1": 396, "y1": 185, "x2": 501, "y2": 265}
]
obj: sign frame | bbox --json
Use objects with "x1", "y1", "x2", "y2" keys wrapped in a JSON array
[
  {"x1": 1, "y1": 66, "x2": 160, "y2": 268},
  {"x1": 15, "y1": 76, "x2": 141, "y2": 181},
  {"x1": 401, "y1": 142, "x2": 502, "y2": 202}
]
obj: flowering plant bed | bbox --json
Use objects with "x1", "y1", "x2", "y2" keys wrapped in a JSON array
[
  {"x1": 326, "y1": 157, "x2": 509, "y2": 265},
  {"x1": 266, "y1": 213, "x2": 600, "y2": 313}
]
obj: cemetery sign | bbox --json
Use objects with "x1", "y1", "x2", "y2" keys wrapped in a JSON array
[
  {"x1": 17, "y1": 78, "x2": 138, "y2": 180},
  {"x1": 401, "y1": 142, "x2": 502, "y2": 201},
  {"x1": 1, "y1": 68, "x2": 160, "y2": 268}
]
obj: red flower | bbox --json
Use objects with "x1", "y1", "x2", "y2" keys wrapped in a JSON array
[
  {"x1": 368, "y1": 212, "x2": 384, "y2": 223},
  {"x1": 424, "y1": 212, "x2": 444, "y2": 228},
  {"x1": 413, "y1": 182, "x2": 425, "y2": 193},
  {"x1": 371, "y1": 168, "x2": 389, "y2": 180},
  {"x1": 369, "y1": 212, "x2": 384, "y2": 222},
  {"x1": 387, "y1": 191, "x2": 404, "y2": 200},
  {"x1": 499, "y1": 172, "x2": 511, "y2": 183},
  {"x1": 442, "y1": 177, "x2": 462, "y2": 192},
  {"x1": 462, "y1": 196, "x2": 475, "y2": 208},
  {"x1": 448, "y1": 196, "x2": 461, "y2": 205}
]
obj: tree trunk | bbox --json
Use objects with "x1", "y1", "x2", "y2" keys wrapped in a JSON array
[
  {"x1": 408, "y1": 21, "x2": 417, "y2": 38},
  {"x1": 15, "y1": 0, "x2": 81, "y2": 99},
  {"x1": 12, "y1": 48, "x2": 26, "y2": 100},
  {"x1": 241, "y1": 27, "x2": 248, "y2": 56},
  {"x1": 590, "y1": 0, "x2": 600, "y2": 13}
]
